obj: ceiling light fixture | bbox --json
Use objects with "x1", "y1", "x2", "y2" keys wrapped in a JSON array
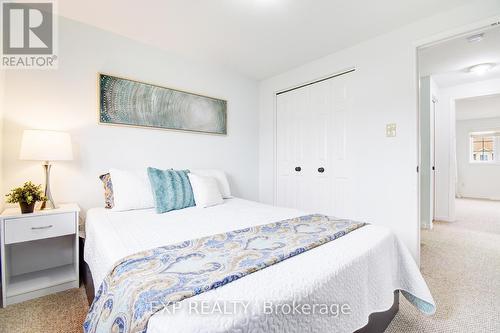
[
  {"x1": 466, "y1": 33, "x2": 485, "y2": 43},
  {"x1": 467, "y1": 63, "x2": 496, "y2": 75}
]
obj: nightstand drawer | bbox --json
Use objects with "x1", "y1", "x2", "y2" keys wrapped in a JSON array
[{"x1": 4, "y1": 213, "x2": 75, "y2": 244}]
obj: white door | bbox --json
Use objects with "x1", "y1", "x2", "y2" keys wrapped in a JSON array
[
  {"x1": 419, "y1": 76, "x2": 434, "y2": 229},
  {"x1": 307, "y1": 80, "x2": 332, "y2": 214},
  {"x1": 276, "y1": 86, "x2": 309, "y2": 211},
  {"x1": 330, "y1": 76, "x2": 350, "y2": 218},
  {"x1": 430, "y1": 98, "x2": 437, "y2": 225},
  {"x1": 276, "y1": 73, "x2": 352, "y2": 216}
]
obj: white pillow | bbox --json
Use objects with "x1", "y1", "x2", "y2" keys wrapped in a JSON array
[
  {"x1": 190, "y1": 169, "x2": 232, "y2": 198},
  {"x1": 188, "y1": 174, "x2": 224, "y2": 208},
  {"x1": 109, "y1": 168, "x2": 154, "y2": 211}
]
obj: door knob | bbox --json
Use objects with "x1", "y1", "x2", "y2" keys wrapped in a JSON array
[
  {"x1": 295, "y1": 166, "x2": 301, "y2": 172},
  {"x1": 318, "y1": 167, "x2": 325, "y2": 173}
]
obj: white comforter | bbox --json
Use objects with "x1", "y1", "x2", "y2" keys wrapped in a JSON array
[{"x1": 84, "y1": 198, "x2": 434, "y2": 333}]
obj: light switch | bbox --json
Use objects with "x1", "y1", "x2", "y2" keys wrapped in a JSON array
[{"x1": 386, "y1": 123, "x2": 397, "y2": 137}]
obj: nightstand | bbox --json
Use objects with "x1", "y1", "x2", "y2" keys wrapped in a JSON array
[{"x1": 0, "y1": 203, "x2": 80, "y2": 307}]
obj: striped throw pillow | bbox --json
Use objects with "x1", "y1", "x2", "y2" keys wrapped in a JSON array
[{"x1": 147, "y1": 168, "x2": 195, "y2": 213}]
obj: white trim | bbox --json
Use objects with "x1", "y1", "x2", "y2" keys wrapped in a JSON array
[
  {"x1": 469, "y1": 161, "x2": 500, "y2": 165},
  {"x1": 413, "y1": 15, "x2": 500, "y2": 49},
  {"x1": 459, "y1": 196, "x2": 500, "y2": 201},
  {"x1": 433, "y1": 216, "x2": 456, "y2": 223},
  {"x1": 273, "y1": 92, "x2": 278, "y2": 206}
]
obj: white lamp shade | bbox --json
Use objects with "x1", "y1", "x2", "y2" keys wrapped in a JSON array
[{"x1": 19, "y1": 129, "x2": 73, "y2": 161}]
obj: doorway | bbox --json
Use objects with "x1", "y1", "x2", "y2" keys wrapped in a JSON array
[
  {"x1": 418, "y1": 24, "x2": 500, "y2": 230},
  {"x1": 414, "y1": 23, "x2": 500, "y2": 331}
]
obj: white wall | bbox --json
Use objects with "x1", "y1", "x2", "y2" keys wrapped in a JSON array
[
  {"x1": 434, "y1": 78, "x2": 500, "y2": 221},
  {"x1": 2, "y1": 17, "x2": 259, "y2": 214},
  {"x1": 456, "y1": 116, "x2": 500, "y2": 200},
  {"x1": 456, "y1": 94, "x2": 500, "y2": 120},
  {"x1": 259, "y1": 1, "x2": 500, "y2": 262}
]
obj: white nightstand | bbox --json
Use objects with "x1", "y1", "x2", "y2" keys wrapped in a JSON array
[{"x1": 0, "y1": 203, "x2": 80, "y2": 307}]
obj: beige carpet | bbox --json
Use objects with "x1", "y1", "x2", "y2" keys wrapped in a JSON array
[
  {"x1": 386, "y1": 198, "x2": 500, "y2": 332},
  {"x1": 0, "y1": 286, "x2": 88, "y2": 333},
  {"x1": 1, "y1": 198, "x2": 498, "y2": 333}
]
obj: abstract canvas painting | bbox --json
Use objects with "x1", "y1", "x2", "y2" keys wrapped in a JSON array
[{"x1": 99, "y1": 74, "x2": 227, "y2": 134}]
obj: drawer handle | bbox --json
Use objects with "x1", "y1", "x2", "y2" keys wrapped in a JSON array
[{"x1": 31, "y1": 225, "x2": 53, "y2": 230}]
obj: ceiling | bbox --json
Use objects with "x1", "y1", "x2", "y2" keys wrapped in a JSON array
[
  {"x1": 456, "y1": 93, "x2": 500, "y2": 120},
  {"x1": 58, "y1": 0, "x2": 472, "y2": 80},
  {"x1": 419, "y1": 26, "x2": 500, "y2": 88}
]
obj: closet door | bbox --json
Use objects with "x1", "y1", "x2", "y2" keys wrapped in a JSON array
[
  {"x1": 276, "y1": 72, "x2": 352, "y2": 216},
  {"x1": 276, "y1": 87, "x2": 310, "y2": 211},
  {"x1": 329, "y1": 75, "x2": 351, "y2": 218},
  {"x1": 306, "y1": 79, "x2": 333, "y2": 215}
]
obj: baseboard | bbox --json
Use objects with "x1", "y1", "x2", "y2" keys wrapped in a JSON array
[
  {"x1": 458, "y1": 196, "x2": 500, "y2": 202},
  {"x1": 434, "y1": 216, "x2": 455, "y2": 223}
]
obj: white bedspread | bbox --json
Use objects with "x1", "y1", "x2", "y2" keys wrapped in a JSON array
[{"x1": 84, "y1": 198, "x2": 435, "y2": 333}]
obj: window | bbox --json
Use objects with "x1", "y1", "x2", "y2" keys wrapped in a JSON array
[{"x1": 470, "y1": 132, "x2": 499, "y2": 163}]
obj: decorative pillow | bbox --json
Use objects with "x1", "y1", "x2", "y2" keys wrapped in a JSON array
[
  {"x1": 190, "y1": 169, "x2": 232, "y2": 198},
  {"x1": 147, "y1": 168, "x2": 195, "y2": 213},
  {"x1": 188, "y1": 174, "x2": 224, "y2": 208},
  {"x1": 99, "y1": 173, "x2": 114, "y2": 209},
  {"x1": 109, "y1": 168, "x2": 155, "y2": 211}
]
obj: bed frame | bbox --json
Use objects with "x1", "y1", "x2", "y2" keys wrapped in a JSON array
[{"x1": 79, "y1": 238, "x2": 398, "y2": 333}]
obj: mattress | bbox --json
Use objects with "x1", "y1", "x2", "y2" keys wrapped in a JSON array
[{"x1": 84, "y1": 198, "x2": 434, "y2": 333}]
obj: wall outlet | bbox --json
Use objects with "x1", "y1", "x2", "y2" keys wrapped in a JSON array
[{"x1": 386, "y1": 123, "x2": 397, "y2": 137}]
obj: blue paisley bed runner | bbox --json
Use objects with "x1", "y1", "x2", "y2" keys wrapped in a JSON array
[{"x1": 84, "y1": 214, "x2": 366, "y2": 333}]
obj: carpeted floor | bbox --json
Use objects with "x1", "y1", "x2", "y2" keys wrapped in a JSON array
[
  {"x1": 0, "y1": 198, "x2": 498, "y2": 333},
  {"x1": 0, "y1": 286, "x2": 88, "y2": 333},
  {"x1": 386, "y1": 198, "x2": 500, "y2": 332}
]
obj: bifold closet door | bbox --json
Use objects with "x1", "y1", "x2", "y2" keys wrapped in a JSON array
[
  {"x1": 276, "y1": 73, "x2": 351, "y2": 216},
  {"x1": 276, "y1": 86, "x2": 310, "y2": 211}
]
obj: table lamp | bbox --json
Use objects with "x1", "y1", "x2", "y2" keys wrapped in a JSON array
[{"x1": 19, "y1": 129, "x2": 73, "y2": 210}]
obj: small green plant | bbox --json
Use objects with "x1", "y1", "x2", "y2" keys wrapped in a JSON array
[{"x1": 5, "y1": 181, "x2": 46, "y2": 205}]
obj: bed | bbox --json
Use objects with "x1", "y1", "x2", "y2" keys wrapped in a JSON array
[{"x1": 83, "y1": 197, "x2": 434, "y2": 333}]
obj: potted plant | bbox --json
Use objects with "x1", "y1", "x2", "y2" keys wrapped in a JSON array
[{"x1": 5, "y1": 181, "x2": 46, "y2": 214}]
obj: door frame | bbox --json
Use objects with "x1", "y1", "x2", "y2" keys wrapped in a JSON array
[
  {"x1": 431, "y1": 95, "x2": 437, "y2": 226},
  {"x1": 446, "y1": 89, "x2": 500, "y2": 200},
  {"x1": 415, "y1": 15, "x2": 500, "y2": 262}
]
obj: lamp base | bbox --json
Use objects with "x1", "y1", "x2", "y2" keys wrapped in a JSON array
[
  {"x1": 40, "y1": 199, "x2": 57, "y2": 210},
  {"x1": 40, "y1": 161, "x2": 58, "y2": 210}
]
